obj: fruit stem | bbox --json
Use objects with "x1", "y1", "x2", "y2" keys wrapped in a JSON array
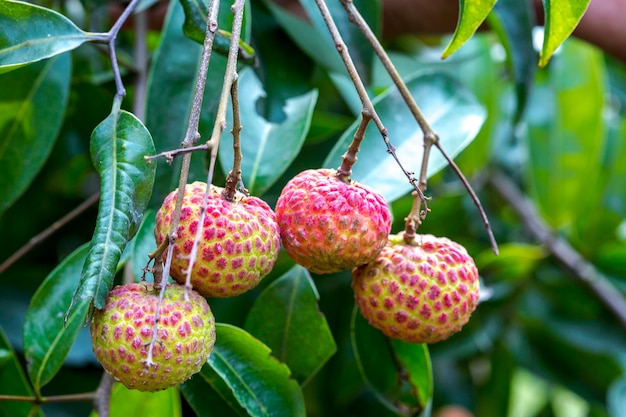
[
  {"x1": 336, "y1": 109, "x2": 371, "y2": 182},
  {"x1": 222, "y1": 73, "x2": 245, "y2": 201},
  {"x1": 312, "y1": 0, "x2": 427, "y2": 204}
]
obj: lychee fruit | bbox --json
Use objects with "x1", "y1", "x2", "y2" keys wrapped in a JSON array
[
  {"x1": 90, "y1": 282, "x2": 216, "y2": 391},
  {"x1": 275, "y1": 169, "x2": 392, "y2": 274},
  {"x1": 154, "y1": 182, "x2": 280, "y2": 298},
  {"x1": 352, "y1": 232, "x2": 480, "y2": 344}
]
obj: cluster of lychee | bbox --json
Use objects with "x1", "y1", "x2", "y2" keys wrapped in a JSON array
[{"x1": 90, "y1": 168, "x2": 479, "y2": 392}]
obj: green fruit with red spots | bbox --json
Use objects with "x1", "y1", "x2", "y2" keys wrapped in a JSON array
[
  {"x1": 275, "y1": 169, "x2": 392, "y2": 274},
  {"x1": 90, "y1": 282, "x2": 216, "y2": 392},
  {"x1": 154, "y1": 182, "x2": 280, "y2": 298},
  {"x1": 352, "y1": 233, "x2": 480, "y2": 344}
]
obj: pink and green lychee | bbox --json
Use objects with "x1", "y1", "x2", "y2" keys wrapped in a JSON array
[
  {"x1": 275, "y1": 169, "x2": 392, "y2": 274},
  {"x1": 90, "y1": 282, "x2": 216, "y2": 392},
  {"x1": 352, "y1": 233, "x2": 480, "y2": 344},
  {"x1": 154, "y1": 182, "x2": 280, "y2": 298}
]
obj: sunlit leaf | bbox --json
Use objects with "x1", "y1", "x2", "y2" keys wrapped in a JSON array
[
  {"x1": 206, "y1": 324, "x2": 305, "y2": 417},
  {"x1": 525, "y1": 39, "x2": 605, "y2": 231},
  {"x1": 0, "y1": 53, "x2": 70, "y2": 214},
  {"x1": 219, "y1": 68, "x2": 318, "y2": 196},
  {"x1": 0, "y1": 0, "x2": 90, "y2": 73},
  {"x1": 324, "y1": 72, "x2": 485, "y2": 203},
  {"x1": 0, "y1": 327, "x2": 42, "y2": 417},
  {"x1": 441, "y1": 0, "x2": 497, "y2": 59},
  {"x1": 352, "y1": 307, "x2": 433, "y2": 414},
  {"x1": 69, "y1": 107, "x2": 156, "y2": 313},
  {"x1": 540, "y1": 0, "x2": 592, "y2": 67},
  {"x1": 89, "y1": 384, "x2": 181, "y2": 417},
  {"x1": 23, "y1": 244, "x2": 90, "y2": 396},
  {"x1": 244, "y1": 266, "x2": 336, "y2": 385}
]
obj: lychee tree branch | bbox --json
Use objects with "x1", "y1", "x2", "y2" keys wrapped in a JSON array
[
  {"x1": 489, "y1": 171, "x2": 626, "y2": 330},
  {"x1": 337, "y1": 0, "x2": 498, "y2": 254},
  {"x1": 312, "y1": 0, "x2": 425, "y2": 204},
  {"x1": 182, "y1": 0, "x2": 246, "y2": 296},
  {"x1": 144, "y1": 0, "x2": 221, "y2": 367},
  {"x1": 222, "y1": 74, "x2": 245, "y2": 201},
  {"x1": 0, "y1": 192, "x2": 99, "y2": 275}
]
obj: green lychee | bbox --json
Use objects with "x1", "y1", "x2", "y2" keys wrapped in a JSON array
[
  {"x1": 154, "y1": 182, "x2": 280, "y2": 298},
  {"x1": 90, "y1": 282, "x2": 216, "y2": 391},
  {"x1": 275, "y1": 169, "x2": 392, "y2": 274},
  {"x1": 352, "y1": 233, "x2": 480, "y2": 344}
]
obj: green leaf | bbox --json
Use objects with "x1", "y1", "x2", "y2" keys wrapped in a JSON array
[
  {"x1": 181, "y1": 365, "x2": 249, "y2": 417},
  {"x1": 352, "y1": 307, "x2": 433, "y2": 414},
  {"x1": 244, "y1": 266, "x2": 337, "y2": 385},
  {"x1": 69, "y1": 107, "x2": 156, "y2": 313},
  {"x1": 441, "y1": 0, "x2": 497, "y2": 59},
  {"x1": 324, "y1": 72, "x2": 485, "y2": 203},
  {"x1": 0, "y1": 327, "x2": 42, "y2": 417},
  {"x1": 0, "y1": 0, "x2": 90, "y2": 73},
  {"x1": 525, "y1": 39, "x2": 605, "y2": 231},
  {"x1": 0, "y1": 53, "x2": 71, "y2": 214},
  {"x1": 23, "y1": 244, "x2": 90, "y2": 396},
  {"x1": 219, "y1": 68, "x2": 318, "y2": 196},
  {"x1": 488, "y1": 0, "x2": 537, "y2": 121},
  {"x1": 476, "y1": 243, "x2": 547, "y2": 283},
  {"x1": 206, "y1": 324, "x2": 306, "y2": 417},
  {"x1": 540, "y1": 0, "x2": 592, "y2": 67},
  {"x1": 179, "y1": 0, "x2": 255, "y2": 64},
  {"x1": 89, "y1": 384, "x2": 181, "y2": 417}
]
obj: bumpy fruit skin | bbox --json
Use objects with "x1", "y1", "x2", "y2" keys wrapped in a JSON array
[
  {"x1": 154, "y1": 182, "x2": 280, "y2": 298},
  {"x1": 90, "y1": 282, "x2": 216, "y2": 392},
  {"x1": 275, "y1": 169, "x2": 392, "y2": 274},
  {"x1": 352, "y1": 233, "x2": 480, "y2": 344}
]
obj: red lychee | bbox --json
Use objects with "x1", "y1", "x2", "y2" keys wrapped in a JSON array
[
  {"x1": 275, "y1": 169, "x2": 392, "y2": 274},
  {"x1": 154, "y1": 182, "x2": 280, "y2": 298},
  {"x1": 90, "y1": 282, "x2": 216, "y2": 391},
  {"x1": 352, "y1": 233, "x2": 480, "y2": 344}
]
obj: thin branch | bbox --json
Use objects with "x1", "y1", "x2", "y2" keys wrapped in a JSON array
[
  {"x1": 93, "y1": 373, "x2": 114, "y2": 417},
  {"x1": 0, "y1": 392, "x2": 96, "y2": 403},
  {"x1": 132, "y1": 7, "x2": 149, "y2": 121},
  {"x1": 336, "y1": 109, "x2": 371, "y2": 181},
  {"x1": 434, "y1": 142, "x2": 498, "y2": 254},
  {"x1": 145, "y1": 143, "x2": 211, "y2": 163},
  {"x1": 339, "y1": 0, "x2": 497, "y2": 253},
  {"x1": 183, "y1": 0, "x2": 247, "y2": 295},
  {"x1": 145, "y1": 0, "x2": 221, "y2": 365},
  {"x1": 489, "y1": 171, "x2": 626, "y2": 330},
  {"x1": 312, "y1": 0, "x2": 427, "y2": 208},
  {"x1": 0, "y1": 193, "x2": 100, "y2": 275},
  {"x1": 222, "y1": 73, "x2": 244, "y2": 201}
]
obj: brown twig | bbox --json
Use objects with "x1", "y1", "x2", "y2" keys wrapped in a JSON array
[
  {"x1": 182, "y1": 0, "x2": 247, "y2": 296},
  {"x1": 312, "y1": 0, "x2": 426, "y2": 207},
  {"x1": 0, "y1": 392, "x2": 96, "y2": 403},
  {"x1": 92, "y1": 373, "x2": 114, "y2": 417},
  {"x1": 339, "y1": 0, "x2": 497, "y2": 253},
  {"x1": 144, "y1": 0, "x2": 221, "y2": 366},
  {"x1": 336, "y1": 109, "x2": 371, "y2": 181},
  {"x1": 0, "y1": 193, "x2": 100, "y2": 275},
  {"x1": 222, "y1": 74, "x2": 244, "y2": 201},
  {"x1": 489, "y1": 171, "x2": 626, "y2": 330}
]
